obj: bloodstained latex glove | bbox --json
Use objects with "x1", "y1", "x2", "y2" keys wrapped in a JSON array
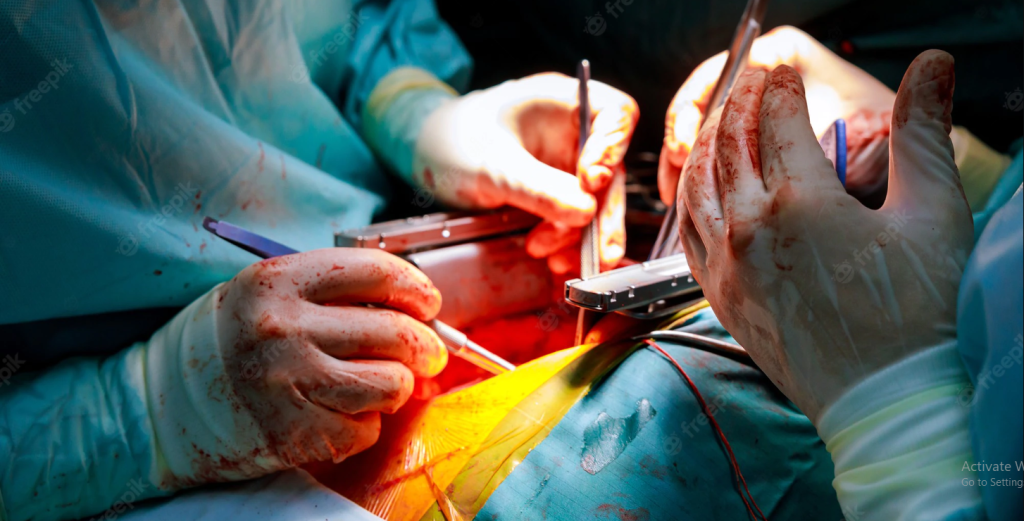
[
  {"x1": 146, "y1": 248, "x2": 448, "y2": 488},
  {"x1": 414, "y1": 73, "x2": 639, "y2": 274},
  {"x1": 660, "y1": 26, "x2": 895, "y2": 206},
  {"x1": 678, "y1": 51, "x2": 972, "y2": 421},
  {"x1": 0, "y1": 249, "x2": 451, "y2": 521}
]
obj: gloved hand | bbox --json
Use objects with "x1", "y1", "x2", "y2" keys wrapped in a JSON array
[
  {"x1": 416, "y1": 73, "x2": 638, "y2": 274},
  {"x1": 147, "y1": 248, "x2": 448, "y2": 488},
  {"x1": 660, "y1": 26, "x2": 895, "y2": 205},
  {"x1": 0, "y1": 248, "x2": 449, "y2": 521},
  {"x1": 679, "y1": 51, "x2": 984, "y2": 520},
  {"x1": 363, "y1": 68, "x2": 638, "y2": 274},
  {"x1": 679, "y1": 51, "x2": 970, "y2": 418}
]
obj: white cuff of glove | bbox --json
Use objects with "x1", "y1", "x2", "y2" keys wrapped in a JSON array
[
  {"x1": 817, "y1": 341, "x2": 986, "y2": 521},
  {"x1": 138, "y1": 284, "x2": 284, "y2": 488},
  {"x1": 362, "y1": 67, "x2": 458, "y2": 184}
]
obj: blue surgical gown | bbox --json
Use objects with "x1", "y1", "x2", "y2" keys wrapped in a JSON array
[
  {"x1": 958, "y1": 149, "x2": 1024, "y2": 521},
  {"x1": 478, "y1": 312, "x2": 845, "y2": 520},
  {"x1": 0, "y1": 0, "x2": 470, "y2": 355}
]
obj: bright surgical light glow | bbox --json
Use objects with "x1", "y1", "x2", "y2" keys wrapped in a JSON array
[{"x1": 803, "y1": 82, "x2": 843, "y2": 138}]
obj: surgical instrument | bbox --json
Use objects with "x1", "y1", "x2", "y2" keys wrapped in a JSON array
[
  {"x1": 336, "y1": 208, "x2": 553, "y2": 329},
  {"x1": 203, "y1": 217, "x2": 516, "y2": 375},
  {"x1": 566, "y1": 0, "x2": 817, "y2": 320},
  {"x1": 335, "y1": 208, "x2": 540, "y2": 253},
  {"x1": 649, "y1": 0, "x2": 769, "y2": 261},
  {"x1": 634, "y1": 330, "x2": 755, "y2": 367},
  {"x1": 575, "y1": 59, "x2": 602, "y2": 345}
]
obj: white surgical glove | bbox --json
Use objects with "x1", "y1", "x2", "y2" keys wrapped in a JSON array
[
  {"x1": 660, "y1": 26, "x2": 896, "y2": 204},
  {"x1": 363, "y1": 68, "x2": 639, "y2": 274},
  {"x1": 678, "y1": 51, "x2": 985, "y2": 520},
  {"x1": 0, "y1": 249, "x2": 446, "y2": 520}
]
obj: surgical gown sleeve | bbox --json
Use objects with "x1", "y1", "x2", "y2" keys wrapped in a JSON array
[
  {"x1": 334, "y1": 0, "x2": 471, "y2": 131},
  {"x1": 0, "y1": 0, "x2": 470, "y2": 331},
  {"x1": 301, "y1": 0, "x2": 473, "y2": 183},
  {"x1": 957, "y1": 152, "x2": 1024, "y2": 521},
  {"x1": 0, "y1": 345, "x2": 165, "y2": 521}
]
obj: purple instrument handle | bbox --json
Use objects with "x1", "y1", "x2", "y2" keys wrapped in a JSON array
[{"x1": 202, "y1": 217, "x2": 299, "y2": 259}]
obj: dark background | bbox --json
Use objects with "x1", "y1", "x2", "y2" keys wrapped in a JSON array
[{"x1": 436, "y1": 0, "x2": 1023, "y2": 157}]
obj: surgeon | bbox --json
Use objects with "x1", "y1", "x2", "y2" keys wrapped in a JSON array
[
  {"x1": 0, "y1": 1, "x2": 638, "y2": 520},
  {"x1": 668, "y1": 27, "x2": 1022, "y2": 521}
]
